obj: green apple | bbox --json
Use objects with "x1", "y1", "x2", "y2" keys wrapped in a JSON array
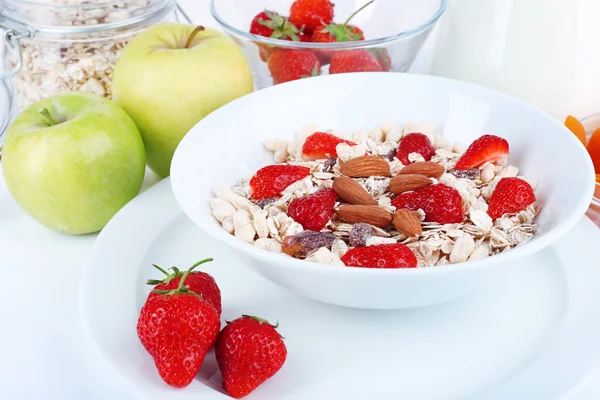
[
  {"x1": 112, "y1": 23, "x2": 254, "y2": 177},
  {"x1": 2, "y1": 92, "x2": 146, "y2": 235}
]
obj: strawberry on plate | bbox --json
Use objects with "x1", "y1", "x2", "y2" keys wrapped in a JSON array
[
  {"x1": 250, "y1": 11, "x2": 302, "y2": 41},
  {"x1": 454, "y1": 134, "x2": 509, "y2": 170},
  {"x1": 250, "y1": 164, "x2": 311, "y2": 200},
  {"x1": 216, "y1": 315, "x2": 287, "y2": 399},
  {"x1": 137, "y1": 259, "x2": 221, "y2": 388},
  {"x1": 290, "y1": 0, "x2": 335, "y2": 35},
  {"x1": 329, "y1": 49, "x2": 382, "y2": 74},
  {"x1": 397, "y1": 133, "x2": 436, "y2": 165},
  {"x1": 302, "y1": 131, "x2": 356, "y2": 160},
  {"x1": 391, "y1": 183, "x2": 464, "y2": 224},
  {"x1": 341, "y1": 243, "x2": 418, "y2": 268},
  {"x1": 288, "y1": 188, "x2": 337, "y2": 231},
  {"x1": 267, "y1": 48, "x2": 321, "y2": 84},
  {"x1": 487, "y1": 177, "x2": 536, "y2": 220},
  {"x1": 147, "y1": 259, "x2": 222, "y2": 316}
]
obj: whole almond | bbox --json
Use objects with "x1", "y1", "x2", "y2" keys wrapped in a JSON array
[
  {"x1": 393, "y1": 208, "x2": 423, "y2": 237},
  {"x1": 400, "y1": 161, "x2": 445, "y2": 178},
  {"x1": 335, "y1": 205, "x2": 392, "y2": 228},
  {"x1": 332, "y1": 177, "x2": 376, "y2": 205},
  {"x1": 389, "y1": 174, "x2": 432, "y2": 194},
  {"x1": 340, "y1": 156, "x2": 391, "y2": 178}
]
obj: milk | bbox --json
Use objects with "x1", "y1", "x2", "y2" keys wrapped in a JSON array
[{"x1": 431, "y1": 0, "x2": 600, "y2": 121}]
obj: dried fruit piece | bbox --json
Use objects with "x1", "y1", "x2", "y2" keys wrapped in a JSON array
[
  {"x1": 302, "y1": 132, "x2": 356, "y2": 160},
  {"x1": 341, "y1": 244, "x2": 418, "y2": 268},
  {"x1": 455, "y1": 135, "x2": 509, "y2": 170},
  {"x1": 288, "y1": 189, "x2": 337, "y2": 231},
  {"x1": 487, "y1": 177, "x2": 536, "y2": 220},
  {"x1": 587, "y1": 127, "x2": 600, "y2": 174},
  {"x1": 340, "y1": 155, "x2": 391, "y2": 177},
  {"x1": 282, "y1": 230, "x2": 337, "y2": 258},
  {"x1": 250, "y1": 165, "x2": 310, "y2": 200},
  {"x1": 332, "y1": 176, "x2": 376, "y2": 205},
  {"x1": 324, "y1": 157, "x2": 337, "y2": 171},
  {"x1": 391, "y1": 183, "x2": 463, "y2": 224},
  {"x1": 349, "y1": 223, "x2": 373, "y2": 247},
  {"x1": 397, "y1": 133, "x2": 436, "y2": 165},
  {"x1": 565, "y1": 115, "x2": 587, "y2": 146},
  {"x1": 451, "y1": 168, "x2": 480, "y2": 180},
  {"x1": 335, "y1": 205, "x2": 392, "y2": 228},
  {"x1": 392, "y1": 209, "x2": 422, "y2": 237},
  {"x1": 400, "y1": 161, "x2": 445, "y2": 178},
  {"x1": 389, "y1": 174, "x2": 432, "y2": 194},
  {"x1": 255, "y1": 197, "x2": 278, "y2": 209}
]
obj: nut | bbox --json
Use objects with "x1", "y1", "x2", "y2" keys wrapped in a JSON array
[
  {"x1": 400, "y1": 161, "x2": 445, "y2": 178},
  {"x1": 335, "y1": 205, "x2": 392, "y2": 228},
  {"x1": 389, "y1": 174, "x2": 432, "y2": 194},
  {"x1": 392, "y1": 209, "x2": 423, "y2": 237},
  {"x1": 332, "y1": 177, "x2": 376, "y2": 205},
  {"x1": 340, "y1": 156, "x2": 391, "y2": 178}
]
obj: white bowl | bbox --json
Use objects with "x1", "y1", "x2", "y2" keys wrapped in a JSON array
[{"x1": 171, "y1": 72, "x2": 595, "y2": 309}]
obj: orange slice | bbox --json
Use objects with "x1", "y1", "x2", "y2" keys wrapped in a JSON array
[
  {"x1": 588, "y1": 128, "x2": 600, "y2": 174},
  {"x1": 565, "y1": 115, "x2": 587, "y2": 146}
]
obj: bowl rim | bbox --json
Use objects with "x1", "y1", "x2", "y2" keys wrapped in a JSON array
[
  {"x1": 171, "y1": 72, "x2": 596, "y2": 277},
  {"x1": 209, "y1": 0, "x2": 447, "y2": 49}
]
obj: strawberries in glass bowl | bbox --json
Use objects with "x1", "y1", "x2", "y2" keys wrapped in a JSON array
[{"x1": 210, "y1": 0, "x2": 446, "y2": 89}]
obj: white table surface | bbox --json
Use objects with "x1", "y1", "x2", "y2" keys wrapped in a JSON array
[{"x1": 1, "y1": 1, "x2": 600, "y2": 399}]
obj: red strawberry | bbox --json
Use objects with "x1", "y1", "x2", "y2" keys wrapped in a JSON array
[
  {"x1": 397, "y1": 133, "x2": 436, "y2": 165},
  {"x1": 250, "y1": 11, "x2": 302, "y2": 41},
  {"x1": 147, "y1": 259, "x2": 222, "y2": 316},
  {"x1": 250, "y1": 165, "x2": 310, "y2": 200},
  {"x1": 487, "y1": 177, "x2": 536, "y2": 220},
  {"x1": 288, "y1": 188, "x2": 337, "y2": 231},
  {"x1": 454, "y1": 134, "x2": 509, "y2": 170},
  {"x1": 216, "y1": 316, "x2": 287, "y2": 399},
  {"x1": 302, "y1": 132, "x2": 356, "y2": 160},
  {"x1": 371, "y1": 48, "x2": 392, "y2": 71},
  {"x1": 329, "y1": 49, "x2": 382, "y2": 74},
  {"x1": 137, "y1": 260, "x2": 221, "y2": 388},
  {"x1": 341, "y1": 243, "x2": 417, "y2": 268},
  {"x1": 267, "y1": 49, "x2": 321, "y2": 84},
  {"x1": 391, "y1": 184, "x2": 464, "y2": 224},
  {"x1": 290, "y1": 0, "x2": 335, "y2": 35}
]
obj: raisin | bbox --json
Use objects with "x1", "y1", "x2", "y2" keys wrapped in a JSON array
[
  {"x1": 349, "y1": 223, "x2": 373, "y2": 247},
  {"x1": 450, "y1": 168, "x2": 480, "y2": 180},
  {"x1": 324, "y1": 157, "x2": 337, "y2": 171},
  {"x1": 255, "y1": 197, "x2": 277, "y2": 209},
  {"x1": 385, "y1": 148, "x2": 398, "y2": 161},
  {"x1": 282, "y1": 231, "x2": 337, "y2": 259}
]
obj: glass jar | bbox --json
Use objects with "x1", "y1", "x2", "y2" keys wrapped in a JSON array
[{"x1": 0, "y1": 0, "x2": 187, "y2": 142}]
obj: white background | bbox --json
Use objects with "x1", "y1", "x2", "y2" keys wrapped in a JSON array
[{"x1": 1, "y1": 1, "x2": 600, "y2": 399}]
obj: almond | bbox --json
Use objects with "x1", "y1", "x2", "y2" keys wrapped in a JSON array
[
  {"x1": 400, "y1": 161, "x2": 445, "y2": 178},
  {"x1": 389, "y1": 174, "x2": 432, "y2": 194},
  {"x1": 393, "y1": 208, "x2": 423, "y2": 237},
  {"x1": 332, "y1": 177, "x2": 376, "y2": 205},
  {"x1": 340, "y1": 156, "x2": 391, "y2": 178},
  {"x1": 335, "y1": 205, "x2": 392, "y2": 228}
]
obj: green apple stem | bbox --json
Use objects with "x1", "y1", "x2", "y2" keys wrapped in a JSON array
[
  {"x1": 343, "y1": 0, "x2": 374, "y2": 29},
  {"x1": 39, "y1": 107, "x2": 59, "y2": 126},
  {"x1": 184, "y1": 26, "x2": 205, "y2": 49}
]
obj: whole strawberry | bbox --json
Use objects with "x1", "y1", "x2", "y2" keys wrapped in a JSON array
[
  {"x1": 392, "y1": 183, "x2": 464, "y2": 224},
  {"x1": 137, "y1": 259, "x2": 220, "y2": 388},
  {"x1": 250, "y1": 164, "x2": 310, "y2": 199},
  {"x1": 329, "y1": 49, "x2": 382, "y2": 74},
  {"x1": 216, "y1": 316, "x2": 287, "y2": 398},
  {"x1": 147, "y1": 259, "x2": 222, "y2": 316},
  {"x1": 397, "y1": 133, "x2": 436, "y2": 165},
  {"x1": 288, "y1": 188, "x2": 337, "y2": 231},
  {"x1": 250, "y1": 11, "x2": 302, "y2": 41},
  {"x1": 267, "y1": 48, "x2": 321, "y2": 84},
  {"x1": 487, "y1": 177, "x2": 536, "y2": 220},
  {"x1": 290, "y1": 0, "x2": 335, "y2": 35}
]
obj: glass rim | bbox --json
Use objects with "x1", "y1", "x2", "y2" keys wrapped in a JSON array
[{"x1": 209, "y1": 0, "x2": 446, "y2": 50}]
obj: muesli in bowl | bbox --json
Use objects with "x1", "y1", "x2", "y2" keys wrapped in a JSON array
[{"x1": 210, "y1": 123, "x2": 539, "y2": 268}]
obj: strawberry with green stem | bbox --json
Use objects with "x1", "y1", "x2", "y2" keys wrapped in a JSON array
[
  {"x1": 250, "y1": 11, "x2": 302, "y2": 41},
  {"x1": 137, "y1": 258, "x2": 221, "y2": 388}
]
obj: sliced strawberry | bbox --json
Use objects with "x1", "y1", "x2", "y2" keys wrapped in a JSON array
[
  {"x1": 487, "y1": 177, "x2": 536, "y2": 220},
  {"x1": 341, "y1": 243, "x2": 418, "y2": 268},
  {"x1": 397, "y1": 133, "x2": 436, "y2": 165},
  {"x1": 391, "y1": 183, "x2": 464, "y2": 224},
  {"x1": 288, "y1": 188, "x2": 337, "y2": 231},
  {"x1": 250, "y1": 165, "x2": 310, "y2": 200},
  {"x1": 302, "y1": 132, "x2": 356, "y2": 160},
  {"x1": 454, "y1": 135, "x2": 509, "y2": 170}
]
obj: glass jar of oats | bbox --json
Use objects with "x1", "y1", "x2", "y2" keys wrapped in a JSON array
[{"x1": 0, "y1": 0, "x2": 181, "y2": 121}]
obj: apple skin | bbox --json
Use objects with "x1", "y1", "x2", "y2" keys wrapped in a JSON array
[
  {"x1": 2, "y1": 92, "x2": 146, "y2": 235},
  {"x1": 112, "y1": 23, "x2": 254, "y2": 177}
]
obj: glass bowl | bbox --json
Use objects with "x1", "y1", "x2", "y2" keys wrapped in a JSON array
[
  {"x1": 580, "y1": 113, "x2": 600, "y2": 225},
  {"x1": 210, "y1": 0, "x2": 445, "y2": 89}
]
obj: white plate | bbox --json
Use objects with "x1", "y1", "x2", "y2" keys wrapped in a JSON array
[{"x1": 80, "y1": 178, "x2": 600, "y2": 399}]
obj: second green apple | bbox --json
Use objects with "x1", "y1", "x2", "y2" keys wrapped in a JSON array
[{"x1": 113, "y1": 23, "x2": 254, "y2": 177}]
